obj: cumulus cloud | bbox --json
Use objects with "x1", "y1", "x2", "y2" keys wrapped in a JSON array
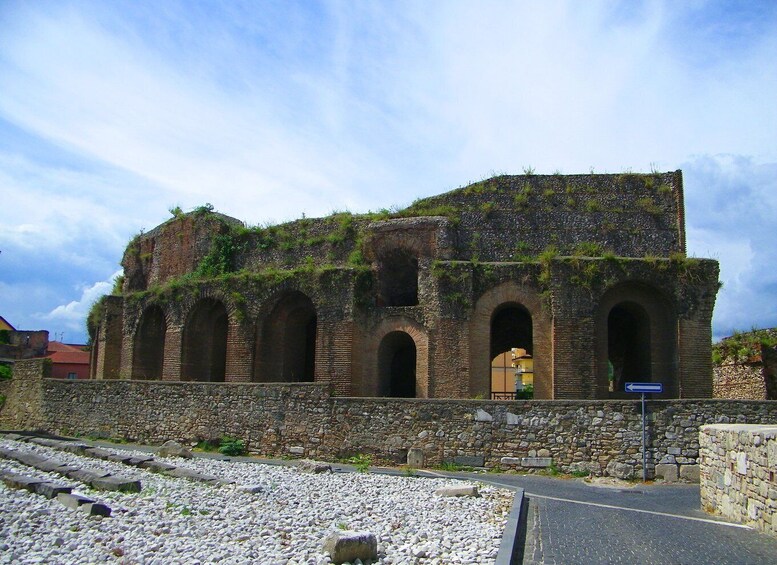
[
  {"x1": 42, "y1": 269, "x2": 123, "y2": 335},
  {"x1": 683, "y1": 155, "x2": 777, "y2": 339}
]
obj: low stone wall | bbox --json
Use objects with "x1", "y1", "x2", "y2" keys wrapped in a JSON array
[
  {"x1": 2, "y1": 360, "x2": 777, "y2": 480},
  {"x1": 700, "y1": 424, "x2": 777, "y2": 536},
  {"x1": 714, "y1": 363, "x2": 766, "y2": 400}
]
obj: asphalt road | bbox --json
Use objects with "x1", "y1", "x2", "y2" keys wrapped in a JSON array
[{"x1": 445, "y1": 473, "x2": 777, "y2": 565}]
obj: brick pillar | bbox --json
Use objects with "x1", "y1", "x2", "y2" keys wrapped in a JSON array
[
  {"x1": 162, "y1": 325, "x2": 183, "y2": 381},
  {"x1": 315, "y1": 319, "x2": 353, "y2": 395},
  {"x1": 430, "y1": 320, "x2": 469, "y2": 398},
  {"x1": 94, "y1": 296, "x2": 123, "y2": 380},
  {"x1": 678, "y1": 317, "x2": 713, "y2": 398},
  {"x1": 225, "y1": 321, "x2": 253, "y2": 382},
  {"x1": 552, "y1": 315, "x2": 595, "y2": 399}
]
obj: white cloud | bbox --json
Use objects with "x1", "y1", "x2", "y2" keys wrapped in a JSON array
[{"x1": 43, "y1": 269, "x2": 123, "y2": 330}]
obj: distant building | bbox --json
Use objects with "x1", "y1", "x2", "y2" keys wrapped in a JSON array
[
  {"x1": 46, "y1": 341, "x2": 90, "y2": 380},
  {"x1": 0, "y1": 315, "x2": 89, "y2": 379}
]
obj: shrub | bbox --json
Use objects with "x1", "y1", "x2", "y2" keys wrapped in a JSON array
[
  {"x1": 348, "y1": 453, "x2": 372, "y2": 473},
  {"x1": 0, "y1": 364, "x2": 11, "y2": 380},
  {"x1": 218, "y1": 436, "x2": 246, "y2": 456}
]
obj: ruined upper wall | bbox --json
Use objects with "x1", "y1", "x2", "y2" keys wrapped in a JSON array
[
  {"x1": 122, "y1": 171, "x2": 687, "y2": 291},
  {"x1": 432, "y1": 171, "x2": 685, "y2": 260}
]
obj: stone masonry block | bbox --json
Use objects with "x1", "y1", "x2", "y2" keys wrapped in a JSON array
[
  {"x1": 521, "y1": 457, "x2": 552, "y2": 468},
  {"x1": 453, "y1": 455, "x2": 484, "y2": 467},
  {"x1": 680, "y1": 464, "x2": 700, "y2": 483},
  {"x1": 655, "y1": 463, "x2": 679, "y2": 482},
  {"x1": 35, "y1": 482, "x2": 73, "y2": 499},
  {"x1": 323, "y1": 530, "x2": 378, "y2": 565},
  {"x1": 89, "y1": 476, "x2": 142, "y2": 493}
]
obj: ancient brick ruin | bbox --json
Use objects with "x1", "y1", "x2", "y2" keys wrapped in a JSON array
[{"x1": 90, "y1": 171, "x2": 720, "y2": 399}]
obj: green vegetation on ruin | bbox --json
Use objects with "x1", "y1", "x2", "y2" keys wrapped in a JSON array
[{"x1": 712, "y1": 329, "x2": 777, "y2": 365}]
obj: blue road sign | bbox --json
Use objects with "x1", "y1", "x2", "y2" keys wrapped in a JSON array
[{"x1": 625, "y1": 382, "x2": 663, "y2": 394}]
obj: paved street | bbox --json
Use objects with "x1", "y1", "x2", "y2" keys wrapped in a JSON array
[{"x1": 463, "y1": 473, "x2": 777, "y2": 565}]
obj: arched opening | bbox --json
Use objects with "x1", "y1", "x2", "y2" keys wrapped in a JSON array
[
  {"x1": 378, "y1": 331, "x2": 417, "y2": 397},
  {"x1": 490, "y1": 304, "x2": 533, "y2": 399},
  {"x1": 607, "y1": 302, "x2": 651, "y2": 393},
  {"x1": 132, "y1": 305, "x2": 166, "y2": 380},
  {"x1": 376, "y1": 248, "x2": 418, "y2": 306},
  {"x1": 256, "y1": 292, "x2": 317, "y2": 382},
  {"x1": 181, "y1": 298, "x2": 228, "y2": 382}
]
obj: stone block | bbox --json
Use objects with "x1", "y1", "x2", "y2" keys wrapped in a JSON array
[
  {"x1": 435, "y1": 485, "x2": 479, "y2": 497},
  {"x1": 138, "y1": 459, "x2": 177, "y2": 473},
  {"x1": 453, "y1": 455, "x2": 484, "y2": 467},
  {"x1": 57, "y1": 492, "x2": 94, "y2": 510},
  {"x1": 84, "y1": 447, "x2": 113, "y2": 460},
  {"x1": 29, "y1": 437, "x2": 60, "y2": 448},
  {"x1": 81, "y1": 502, "x2": 112, "y2": 517},
  {"x1": 521, "y1": 457, "x2": 552, "y2": 468},
  {"x1": 35, "y1": 482, "x2": 73, "y2": 499},
  {"x1": 500, "y1": 457, "x2": 522, "y2": 466},
  {"x1": 126, "y1": 456, "x2": 154, "y2": 467},
  {"x1": 606, "y1": 461, "x2": 635, "y2": 479},
  {"x1": 106, "y1": 454, "x2": 135, "y2": 464},
  {"x1": 58, "y1": 442, "x2": 90, "y2": 455},
  {"x1": 655, "y1": 463, "x2": 679, "y2": 482},
  {"x1": 323, "y1": 530, "x2": 378, "y2": 565},
  {"x1": 89, "y1": 476, "x2": 142, "y2": 493},
  {"x1": 288, "y1": 446, "x2": 305, "y2": 455},
  {"x1": 14, "y1": 452, "x2": 48, "y2": 467},
  {"x1": 156, "y1": 440, "x2": 193, "y2": 459},
  {"x1": 2, "y1": 473, "x2": 44, "y2": 492},
  {"x1": 474, "y1": 409, "x2": 493, "y2": 422},
  {"x1": 406, "y1": 448, "x2": 424, "y2": 467},
  {"x1": 36, "y1": 459, "x2": 71, "y2": 473},
  {"x1": 164, "y1": 466, "x2": 218, "y2": 483},
  {"x1": 65, "y1": 469, "x2": 111, "y2": 483},
  {"x1": 298, "y1": 460, "x2": 333, "y2": 474},
  {"x1": 680, "y1": 464, "x2": 700, "y2": 483}
]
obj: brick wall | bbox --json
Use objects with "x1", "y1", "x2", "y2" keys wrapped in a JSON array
[{"x1": 700, "y1": 424, "x2": 777, "y2": 536}]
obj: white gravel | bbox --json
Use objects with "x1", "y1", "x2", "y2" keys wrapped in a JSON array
[{"x1": 0, "y1": 439, "x2": 512, "y2": 564}]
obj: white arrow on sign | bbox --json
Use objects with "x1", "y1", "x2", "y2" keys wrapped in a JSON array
[{"x1": 624, "y1": 382, "x2": 663, "y2": 393}]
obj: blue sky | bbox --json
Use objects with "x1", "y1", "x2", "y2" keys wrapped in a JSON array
[{"x1": 1, "y1": 0, "x2": 776, "y2": 344}]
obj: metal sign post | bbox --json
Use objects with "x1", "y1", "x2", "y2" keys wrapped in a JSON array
[{"x1": 624, "y1": 382, "x2": 664, "y2": 482}]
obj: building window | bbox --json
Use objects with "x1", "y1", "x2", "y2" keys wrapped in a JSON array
[{"x1": 66, "y1": 372, "x2": 77, "y2": 380}]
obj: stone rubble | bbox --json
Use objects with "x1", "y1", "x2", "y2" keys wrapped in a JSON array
[{"x1": 0, "y1": 438, "x2": 510, "y2": 564}]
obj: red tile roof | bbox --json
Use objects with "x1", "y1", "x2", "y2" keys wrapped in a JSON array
[
  {"x1": 47, "y1": 349, "x2": 89, "y2": 365},
  {"x1": 47, "y1": 341, "x2": 87, "y2": 352}
]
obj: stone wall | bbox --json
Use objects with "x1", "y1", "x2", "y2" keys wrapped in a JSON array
[
  {"x1": 713, "y1": 363, "x2": 766, "y2": 400},
  {"x1": 3, "y1": 360, "x2": 776, "y2": 480},
  {"x1": 700, "y1": 424, "x2": 777, "y2": 536}
]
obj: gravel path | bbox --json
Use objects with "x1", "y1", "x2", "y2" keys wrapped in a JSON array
[{"x1": 0, "y1": 439, "x2": 511, "y2": 564}]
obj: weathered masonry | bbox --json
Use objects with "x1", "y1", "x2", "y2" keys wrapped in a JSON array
[{"x1": 90, "y1": 171, "x2": 720, "y2": 399}]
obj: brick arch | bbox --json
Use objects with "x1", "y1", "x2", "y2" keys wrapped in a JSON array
[
  {"x1": 364, "y1": 317, "x2": 429, "y2": 397},
  {"x1": 175, "y1": 286, "x2": 245, "y2": 327},
  {"x1": 131, "y1": 304, "x2": 167, "y2": 380},
  {"x1": 254, "y1": 290, "x2": 318, "y2": 383},
  {"x1": 469, "y1": 282, "x2": 552, "y2": 398},
  {"x1": 595, "y1": 281, "x2": 678, "y2": 398},
  {"x1": 181, "y1": 297, "x2": 229, "y2": 382}
]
